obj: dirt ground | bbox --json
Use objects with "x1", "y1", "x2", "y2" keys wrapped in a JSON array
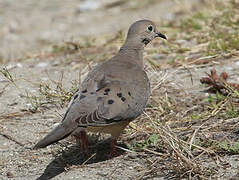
[{"x1": 1, "y1": 0, "x2": 239, "y2": 179}]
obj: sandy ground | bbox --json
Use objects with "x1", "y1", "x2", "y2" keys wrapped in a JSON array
[{"x1": 1, "y1": 0, "x2": 239, "y2": 179}]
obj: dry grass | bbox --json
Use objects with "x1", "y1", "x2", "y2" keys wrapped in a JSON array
[
  {"x1": 117, "y1": 62, "x2": 238, "y2": 179},
  {"x1": 144, "y1": 0, "x2": 239, "y2": 69},
  {"x1": 1, "y1": 0, "x2": 239, "y2": 179},
  {"x1": 22, "y1": 75, "x2": 78, "y2": 113}
]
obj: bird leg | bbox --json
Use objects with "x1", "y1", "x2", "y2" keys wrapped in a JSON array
[
  {"x1": 74, "y1": 131, "x2": 89, "y2": 155},
  {"x1": 109, "y1": 138, "x2": 118, "y2": 158},
  {"x1": 80, "y1": 131, "x2": 89, "y2": 154}
]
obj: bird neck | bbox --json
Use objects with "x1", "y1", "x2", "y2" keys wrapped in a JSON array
[
  {"x1": 119, "y1": 42, "x2": 144, "y2": 69},
  {"x1": 122, "y1": 36, "x2": 145, "y2": 50}
]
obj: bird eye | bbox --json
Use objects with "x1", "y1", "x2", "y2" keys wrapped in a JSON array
[{"x1": 147, "y1": 25, "x2": 153, "y2": 32}]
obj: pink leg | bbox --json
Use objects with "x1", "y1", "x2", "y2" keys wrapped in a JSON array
[
  {"x1": 109, "y1": 139, "x2": 118, "y2": 158},
  {"x1": 74, "y1": 131, "x2": 89, "y2": 155}
]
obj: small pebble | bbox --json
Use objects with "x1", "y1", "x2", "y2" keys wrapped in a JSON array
[
  {"x1": 235, "y1": 61, "x2": 239, "y2": 66},
  {"x1": 36, "y1": 62, "x2": 48, "y2": 68},
  {"x1": 26, "y1": 103, "x2": 32, "y2": 109},
  {"x1": 76, "y1": 0, "x2": 100, "y2": 12},
  {"x1": 7, "y1": 171, "x2": 14, "y2": 178},
  {"x1": 225, "y1": 66, "x2": 233, "y2": 71},
  {"x1": 53, "y1": 123, "x2": 60, "y2": 127},
  {"x1": 16, "y1": 63, "x2": 23, "y2": 68},
  {"x1": 175, "y1": 39, "x2": 187, "y2": 45},
  {"x1": 152, "y1": 53, "x2": 166, "y2": 60}
]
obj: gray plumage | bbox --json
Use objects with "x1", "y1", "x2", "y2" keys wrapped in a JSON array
[{"x1": 34, "y1": 19, "x2": 167, "y2": 149}]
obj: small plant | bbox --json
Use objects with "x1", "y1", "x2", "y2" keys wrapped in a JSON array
[
  {"x1": 51, "y1": 42, "x2": 81, "y2": 55},
  {"x1": 23, "y1": 79, "x2": 78, "y2": 112},
  {"x1": 0, "y1": 67, "x2": 16, "y2": 85},
  {"x1": 190, "y1": 113, "x2": 201, "y2": 120},
  {"x1": 180, "y1": 17, "x2": 203, "y2": 31},
  {"x1": 128, "y1": 134, "x2": 160, "y2": 151},
  {"x1": 226, "y1": 108, "x2": 239, "y2": 118},
  {"x1": 218, "y1": 141, "x2": 239, "y2": 154}
]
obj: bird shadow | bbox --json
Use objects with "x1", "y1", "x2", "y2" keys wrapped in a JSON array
[{"x1": 36, "y1": 139, "x2": 127, "y2": 180}]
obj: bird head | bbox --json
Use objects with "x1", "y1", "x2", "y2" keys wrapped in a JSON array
[{"x1": 125, "y1": 19, "x2": 167, "y2": 48}]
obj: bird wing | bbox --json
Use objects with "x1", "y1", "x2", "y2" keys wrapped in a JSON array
[{"x1": 34, "y1": 70, "x2": 135, "y2": 149}]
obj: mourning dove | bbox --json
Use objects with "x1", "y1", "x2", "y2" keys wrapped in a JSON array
[{"x1": 34, "y1": 19, "x2": 167, "y2": 156}]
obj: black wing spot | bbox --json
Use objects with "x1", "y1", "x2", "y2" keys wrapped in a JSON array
[
  {"x1": 117, "y1": 93, "x2": 122, "y2": 98},
  {"x1": 128, "y1": 92, "x2": 131, "y2": 96},
  {"x1": 108, "y1": 99, "x2": 114, "y2": 104},
  {"x1": 121, "y1": 97, "x2": 126, "y2": 102},
  {"x1": 82, "y1": 89, "x2": 87, "y2": 93},
  {"x1": 105, "y1": 88, "x2": 110, "y2": 92}
]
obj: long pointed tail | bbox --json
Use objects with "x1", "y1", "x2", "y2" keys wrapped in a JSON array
[{"x1": 33, "y1": 124, "x2": 76, "y2": 149}]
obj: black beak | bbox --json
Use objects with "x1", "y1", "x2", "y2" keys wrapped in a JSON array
[{"x1": 156, "y1": 32, "x2": 167, "y2": 40}]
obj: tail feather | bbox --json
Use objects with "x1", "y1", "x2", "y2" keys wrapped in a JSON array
[{"x1": 33, "y1": 124, "x2": 76, "y2": 149}]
